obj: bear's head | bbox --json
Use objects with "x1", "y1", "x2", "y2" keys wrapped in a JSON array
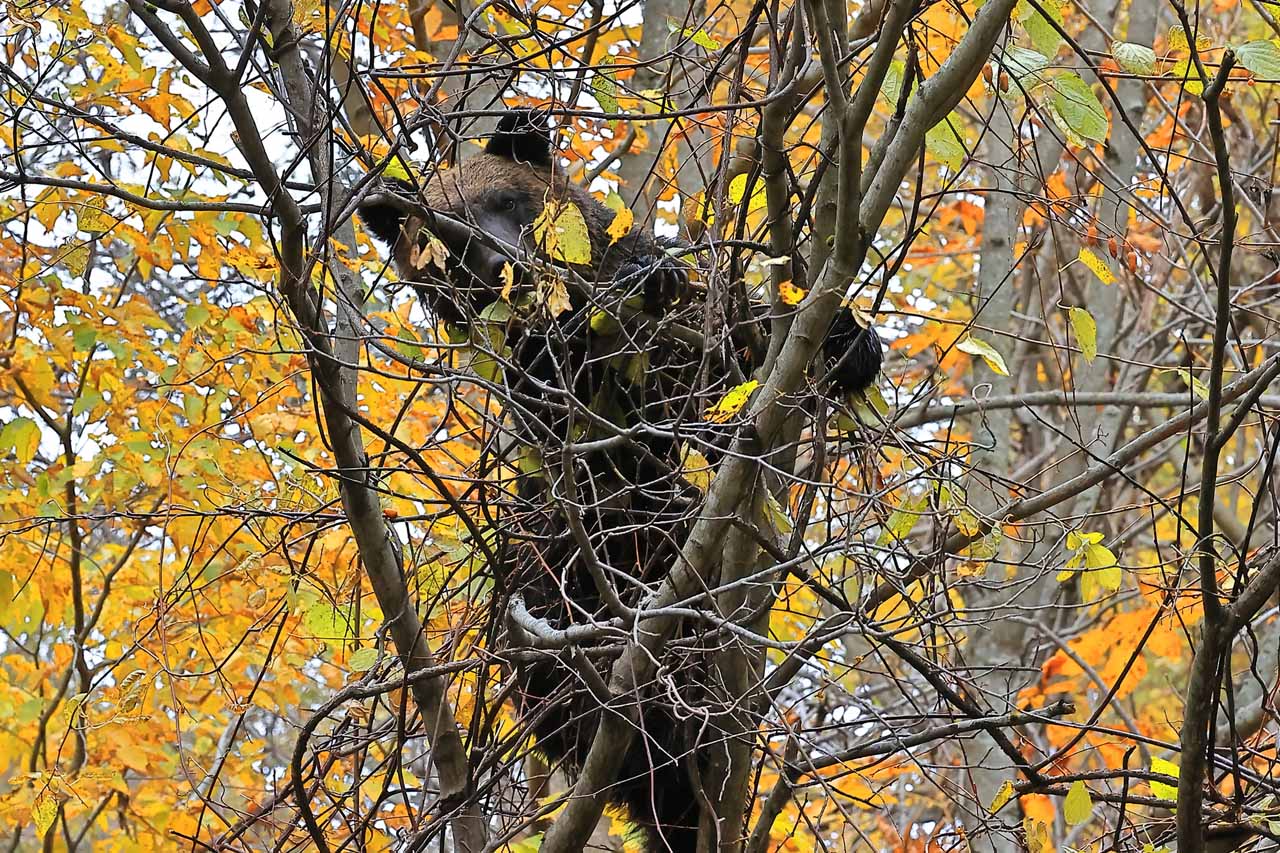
[{"x1": 358, "y1": 111, "x2": 624, "y2": 324}]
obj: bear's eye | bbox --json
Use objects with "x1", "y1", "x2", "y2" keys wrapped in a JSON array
[{"x1": 500, "y1": 197, "x2": 518, "y2": 212}]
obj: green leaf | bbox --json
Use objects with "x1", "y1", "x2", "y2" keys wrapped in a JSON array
[
  {"x1": 72, "y1": 325, "x2": 98, "y2": 351},
  {"x1": 879, "y1": 59, "x2": 906, "y2": 105},
  {"x1": 510, "y1": 833, "x2": 544, "y2": 853},
  {"x1": 926, "y1": 118, "x2": 967, "y2": 171},
  {"x1": 533, "y1": 198, "x2": 593, "y2": 265},
  {"x1": 956, "y1": 335, "x2": 1010, "y2": 376},
  {"x1": 764, "y1": 493, "x2": 793, "y2": 535},
  {"x1": 303, "y1": 601, "x2": 351, "y2": 641},
  {"x1": 72, "y1": 390, "x2": 103, "y2": 418},
  {"x1": 1052, "y1": 73, "x2": 1109, "y2": 143},
  {"x1": 1, "y1": 417, "x2": 40, "y2": 463},
  {"x1": 185, "y1": 303, "x2": 211, "y2": 328},
  {"x1": 1000, "y1": 46, "x2": 1050, "y2": 80},
  {"x1": 877, "y1": 493, "x2": 928, "y2": 546},
  {"x1": 1068, "y1": 306, "x2": 1097, "y2": 362},
  {"x1": 479, "y1": 300, "x2": 513, "y2": 324},
  {"x1": 1175, "y1": 368, "x2": 1210, "y2": 401},
  {"x1": 591, "y1": 61, "x2": 618, "y2": 113},
  {"x1": 1112, "y1": 41, "x2": 1158, "y2": 76},
  {"x1": 1235, "y1": 40, "x2": 1280, "y2": 79},
  {"x1": 1064, "y1": 780, "x2": 1093, "y2": 825},
  {"x1": 1020, "y1": 0, "x2": 1063, "y2": 56},
  {"x1": 348, "y1": 648, "x2": 381, "y2": 672}
]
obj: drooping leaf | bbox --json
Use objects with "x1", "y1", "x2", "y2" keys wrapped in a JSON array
[
  {"x1": 592, "y1": 61, "x2": 619, "y2": 113},
  {"x1": 764, "y1": 493, "x2": 793, "y2": 534},
  {"x1": 879, "y1": 59, "x2": 906, "y2": 105},
  {"x1": 1068, "y1": 306, "x2": 1097, "y2": 362},
  {"x1": 957, "y1": 335, "x2": 1010, "y2": 376},
  {"x1": 32, "y1": 789, "x2": 57, "y2": 837},
  {"x1": 1175, "y1": 368, "x2": 1211, "y2": 401},
  {"x1": 989, "y1": 779, "x2": 1016, "y2": 813},
  {"x1": 606, "y1": 205, "x2": 633, "y2": 245},
  {"x1": 1020, "y1": 0, "x2": 1064, "y2": 56},
  {"x1": 1078, "y1": 246, "x2": 1116, "y2": 284},
  {"x1": 1170, "y1": 57, "x2": 1204, "y2": 96},
  {"x1": 1064, "y1": 780, "x2": 1094, "y2": 825}
]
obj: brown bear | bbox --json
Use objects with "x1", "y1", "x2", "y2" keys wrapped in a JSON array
[{"x1": 358, "y1": 109, "x2": 883, "y2": 853}]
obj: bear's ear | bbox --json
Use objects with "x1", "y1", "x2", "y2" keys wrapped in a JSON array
[{"x1": 486, "y1": 110, "x2": 553, "y2": 166}]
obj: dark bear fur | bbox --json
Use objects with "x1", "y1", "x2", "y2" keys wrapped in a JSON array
[{"x1": 359, "y1": 110, "x2": 882, "y2": 853}]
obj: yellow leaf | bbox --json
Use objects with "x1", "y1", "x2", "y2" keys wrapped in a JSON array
[
  {"x1": 1024, "y1": 817, "x2": 1052, "y2": 853},
  {"x1": 32, "y1": 788, "x2": 57, "y2": 837},
  {"x1": 668, "y1": 19, "x2": 721, "y2": 50},
  {"x1": 499, "y1": 263, "x2": 516, "y2": 301},
  {"x1": 60, "y1": 242, "x2": 90, "y2": 277},
  {"x1": 1150, "y1": 756, "x2": 1179, "y2": 800},
  {"x1": 1063, "y1": 780, "x2": 1093, "y2": 825},
  {"x1": 77, "y1": 198, "x2": 109, "y2": 233},
  {"x1": 589, "y1": 310, "x2": 621, "y2": 336},
  {"x1": 1170, "y1": 57, "x2": 1204, "y2": 95},
  {"x1": 1068, "y1": 306, "x2": 1097, "y2": 362},
  {"x1": 705, "y1": 379, "x2": 759, "y2": 423},
  {"x1": 728, "y1": 174, "x2": 767, "y2": 213},
  {"x1": 989, "y1": 779, "x2": 1016, "y2": 813},
  {"x1": 534, "y1": 197, "x2": 593, "y2": 265},
  {"x1": 1167, "y1": 24, "x2": 1210, "y2": 52},
  {"x1": 956, "y1": 335, "x2": 1010, "y2": 376},
  {"x1": 778, "y1": 280, "x2": 807, "y2": 306},
  {"x1": 606, "y1": 203, "x2": 633, "y2": 246},
  {"x1": 1077, "y1": 247, "x2": 1116, "y2": 284},
  {"x1": 679, "y1": 444, "x2": 715, "y2": 492}
]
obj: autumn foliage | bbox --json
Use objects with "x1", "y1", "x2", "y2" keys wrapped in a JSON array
[{"x1": 3, "y1": 0, "x2": 1280, "y2": 850}]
